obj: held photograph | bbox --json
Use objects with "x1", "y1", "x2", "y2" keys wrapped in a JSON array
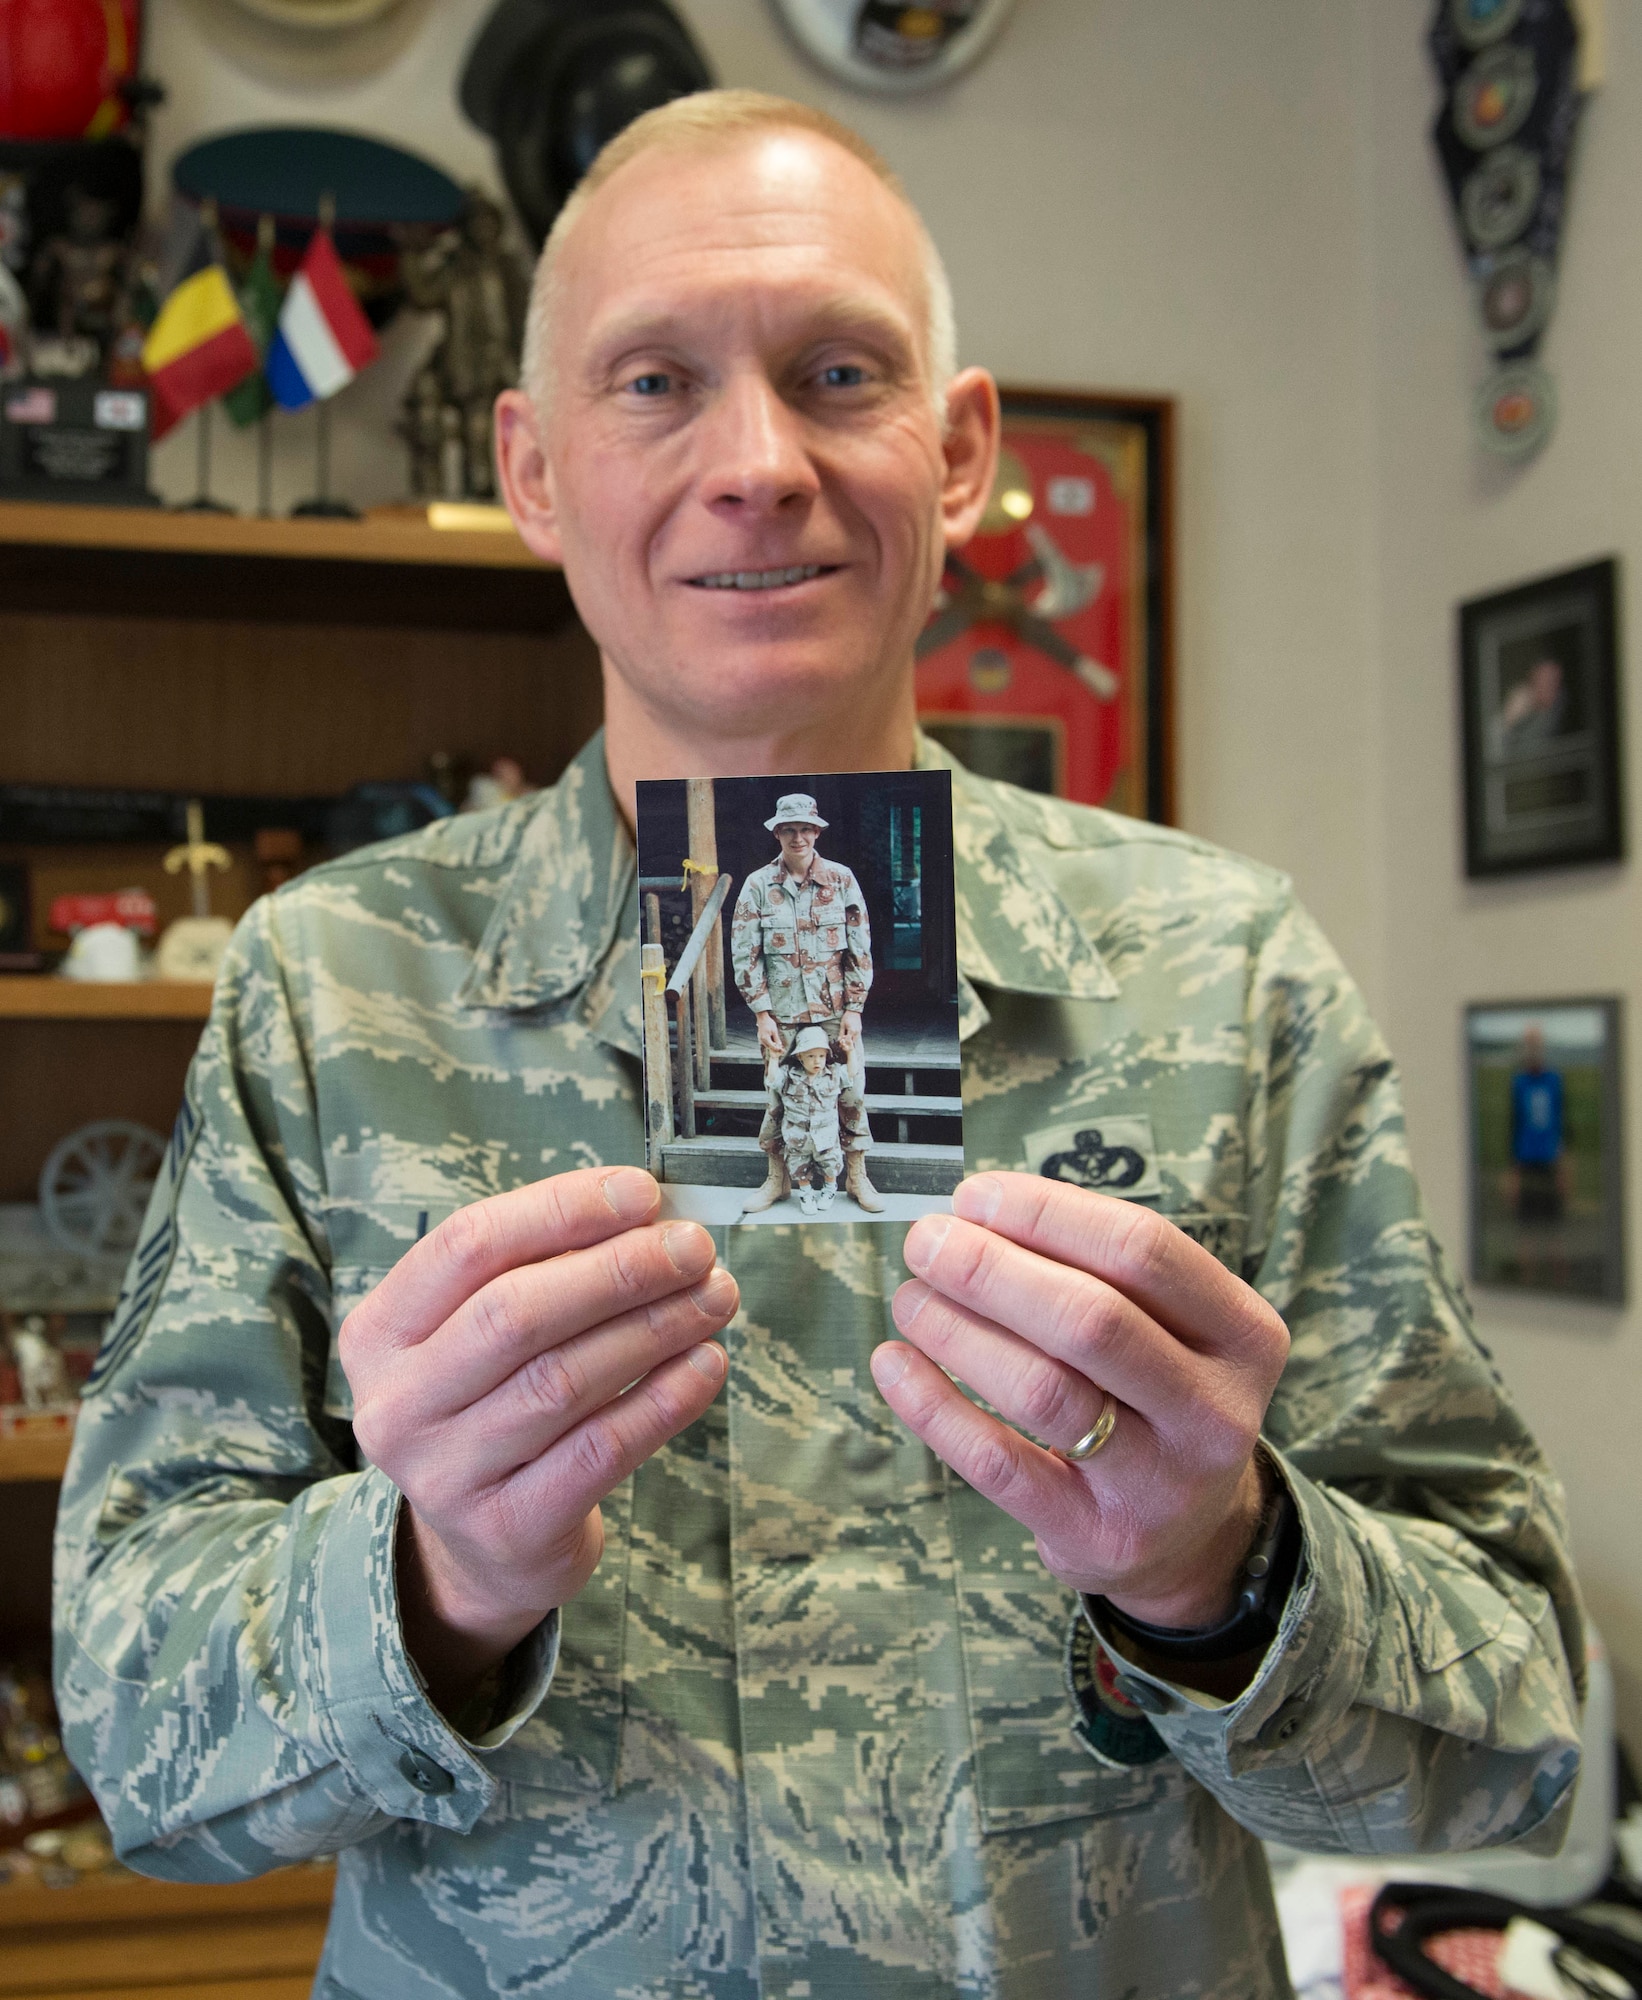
[
  {"x1": 636, "y1": 770, "x2": 963, "y2": 1226},
  {"x1": 1466, "y1": 998, "x2": 1625, "y2": 1304}
]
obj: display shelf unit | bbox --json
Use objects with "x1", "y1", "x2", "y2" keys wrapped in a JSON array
[
  {"x1": 0, "y1": 980, "x2": 213, "y2": 1021},
  {"x1": 0, "y1": 498, "x2": 602, "y2": 1999},
  {"x1": 0, "y1": 1420, "x2": 73, "y2": 1484},
  {"x1": 0, "y1": 1857, "x2": 336, "y2": 2000}
]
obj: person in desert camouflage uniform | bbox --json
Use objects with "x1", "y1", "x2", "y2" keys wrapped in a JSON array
[
  {"x1": 55, "y1": 91, "x2": 1583, "y2": 2000},
  {"x1": 730, "y1": 792, "x2": 882, "y2": 1214}
]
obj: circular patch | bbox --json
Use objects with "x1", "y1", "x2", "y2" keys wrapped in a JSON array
[
  {"x1": 1474, "y1": 361, "x2": 1556, "y2": 459},
  {"x1": 1453, "y1": 45, "x2": 1538, "y2": 149},
  {"x1": 1476, "y1": 248, "x2": 1554, "y2": 350},
  {"x1": 1460, "y1": 143, "x2": 1541, "y2": 250},
  {"x1": 968, "y1": 645, "x2": 1013, "y2": 694},
  {"x1": 1447, "y1": 0, "x2": 1525, "y2": 49},
  {"x1": 1065, "y1": 1607, "x2": 1170, "y2": 1769}
]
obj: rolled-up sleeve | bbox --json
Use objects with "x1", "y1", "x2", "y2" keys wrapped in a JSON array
[{"x1": 52, "y1": 897, "x2": 556, "y2": 1882}]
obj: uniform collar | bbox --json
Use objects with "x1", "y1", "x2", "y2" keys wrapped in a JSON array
[
  {"x1": 914, "y1": 732, "x2": 1118, "y2": 1015},
  {"x1": 457, "y1": 733, "x2": 634, "y2": 1014},
  {"x1": 458, "y1": 729, "x2": 1118, "y2": 1030}
]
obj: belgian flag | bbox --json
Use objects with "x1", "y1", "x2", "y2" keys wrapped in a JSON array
[{"x1": 141, "y1": 211, "x2": 258, "y2": 440}]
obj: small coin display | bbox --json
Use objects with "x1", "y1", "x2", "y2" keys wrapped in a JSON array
[
  {"x1": 1461, "y1": 143, "x2": 1541, "y2": 249},
  {"x1": 1453, "y1": 44, "x2": 1539, "y2": 148}
]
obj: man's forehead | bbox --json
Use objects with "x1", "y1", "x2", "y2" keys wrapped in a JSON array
[{"x1": 555, "y1": 132, "x2": 924, "y2": 335}]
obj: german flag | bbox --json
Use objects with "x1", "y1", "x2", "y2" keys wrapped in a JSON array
[{"x1": 142, "y1": 223, "x2": 258, "y2": 440}]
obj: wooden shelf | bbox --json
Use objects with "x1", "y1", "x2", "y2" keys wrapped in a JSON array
[
  {"x1": 0, "y1": 1420, "x2": 74, "y2": 1484},
  {"x1": 0, "y1": 1858, "x2": 334, "y2": 2000},
  {"x1": 0, "y1": 1860, "x2": 335, "y2": 1935},
  {"x1": 0, "y1": 498, "x2": 545, "y2": 573},
  {"x1": 0, "y1": 980, "x2": 212, "y2": 1023}
]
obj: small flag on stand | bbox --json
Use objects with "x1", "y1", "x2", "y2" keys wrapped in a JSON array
[
  {"x1": 140, "y1": 212, "x2": 258, "y2": 440},
  {"x1": 223, "y1": 217, "x2": 282, "y2": 428},
  {"x1": 266, "y1": 226, "x2": 378, "y2": 411}
]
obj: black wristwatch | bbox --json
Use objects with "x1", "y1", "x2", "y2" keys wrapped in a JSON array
[{"x1": 1089, "y1": 1472, "x2": 1302, "y2": 1665}]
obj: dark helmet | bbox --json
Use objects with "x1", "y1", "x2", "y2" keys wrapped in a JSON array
[{"x1": 460, "y1": 0, "x2": 714, "y2": 247}]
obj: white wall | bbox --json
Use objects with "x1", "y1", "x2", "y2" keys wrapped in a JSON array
[{"x1": 1362, "y1": 0, "x2": 1642, "y2": 1755}]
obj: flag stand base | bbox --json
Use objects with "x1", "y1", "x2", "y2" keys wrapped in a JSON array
[
  {"x1": 290, "y1": 497, "x2": 360, "y2": 519},
  {"x1": 177, "y1": 496, "x2": 235, "y2": 514}
]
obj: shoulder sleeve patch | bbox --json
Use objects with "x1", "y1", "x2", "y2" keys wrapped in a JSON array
[{"x1": 80, "y1": 1082, "x2": 203, "y2": 1398}]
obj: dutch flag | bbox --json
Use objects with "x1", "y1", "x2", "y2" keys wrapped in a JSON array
[{"x1": 266, "y1": 226, "x2": 378, "y2": 411}]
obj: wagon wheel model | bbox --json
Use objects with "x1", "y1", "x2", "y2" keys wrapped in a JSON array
[{"x1": 38, "y1": 1121, "x2": 166, "y2": 1260}]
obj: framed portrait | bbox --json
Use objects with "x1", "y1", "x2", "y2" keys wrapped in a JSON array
[
  {"x1": 1466, "y1": 997, "x2": 1625, "y2": 1303},
  {"x1": 916, "y1": 387, "x2": 1175, "y2": 820},
  {"x1": 1459, "y1": 557, "x2": 1624, "y2": 876}
]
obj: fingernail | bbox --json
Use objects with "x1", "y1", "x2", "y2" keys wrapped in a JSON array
[
  {"x1": 689, "y1": 1268, "x2": 738, "y2": 1316},
  {"x1": 687, "y1": 1342, "x2": 726, "y2": 1380},
  {"x1": 870, "y1": 1343, "x2": 909, "y2": 1389},
  {"x1": 904, "y1": 1215, "x2": 949, "y2": 1274},
  {"x1": 955, "y1": 1175, "x2": 1002, "y2": 1225},
  {"x1": 894, "y1": 1280, "x2": 929, "y2": 1326},
  {"x1": 601, "y1": 1168, "x2": 657, "y2": 1220},
  {"x1": 663, "y1": 1221, "x2": 714, "y2": 1274}
]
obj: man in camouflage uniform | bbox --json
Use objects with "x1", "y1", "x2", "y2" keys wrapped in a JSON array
[
  {"x1": 730, "y1": 791, "x2": 882, "y2": 1214},
  {"x1": 55, "y1": 91, "x2": 1583, "y2": 2000}
]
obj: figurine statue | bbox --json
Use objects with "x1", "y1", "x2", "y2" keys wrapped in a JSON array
[
  {"x1": 398, "y1": 190, "x2": 528, "y2": 501},
  {"x1": 29, "y1": 185, "x2": 130, "y2": 358}
]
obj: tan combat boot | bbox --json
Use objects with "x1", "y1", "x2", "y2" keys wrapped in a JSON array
[
  {"x1": 845, "y1": 1154, "x2": 885, "y2": 1214},
  {"x1": 740, "y1": 1157, "x2": 790, "y2": 1216}
]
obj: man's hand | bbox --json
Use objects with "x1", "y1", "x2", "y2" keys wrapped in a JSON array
[
  {"x1": 755, "y1": 1010, "x2": 786, "y2": 1059},
  {"x1": 870, "y1": 1172, "x2": 1290, "y2": 1633},
  {"x1": 836, "y1": 1009, "x2": 863, "y2": 1055},
  {"x1": 339, "y1": 1168, "x2": 737, "y2": 1714}
]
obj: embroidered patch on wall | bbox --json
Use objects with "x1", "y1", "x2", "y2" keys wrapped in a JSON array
[{"x1": 1064, "y1": 1607, "x2": 1169, "y2": 1769}]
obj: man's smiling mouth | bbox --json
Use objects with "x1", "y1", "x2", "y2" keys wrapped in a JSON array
[{"x1": 688, "y1": 564, "x2": 837, "y2": 591}]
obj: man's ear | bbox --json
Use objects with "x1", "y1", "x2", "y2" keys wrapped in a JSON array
[
  {"x1": 495, "y1": 388, "x2": 565, "y2": 568},
  {"x1": 939, "y1": 367, "x2": 1002, "y2": 553}
]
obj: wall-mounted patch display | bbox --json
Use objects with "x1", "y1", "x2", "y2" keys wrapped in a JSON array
[
  {"x1": 1459, "y1": 556, "x2": 1623, "y2": 875},
  {"x1": 1427, "y1": 0, "x2": 1589, "y2": 459},
  {"x1": 1466, "y1": 998, "x2": 1624, "y2": 1303}
]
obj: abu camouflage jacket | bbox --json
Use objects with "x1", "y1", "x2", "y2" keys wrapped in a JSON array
[
  {"x1": 54, "y1": 732, "x2": 1584, "y2": 2000},
  {"x1": 731, "y1": 854, "x2": 872, "y2": 1023}
]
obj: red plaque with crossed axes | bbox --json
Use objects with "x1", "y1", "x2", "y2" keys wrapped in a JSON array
[{"x1": 915, "y1": 388, "x2": 1173, "y2": 819}]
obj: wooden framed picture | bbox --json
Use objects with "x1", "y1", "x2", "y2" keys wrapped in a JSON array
[
  {"x1": 1459, "y1": 557, "x2": 1624, "y2": 876},
  {"x1": 1466, "y1": 997, "x2": 1625, "y2": 1303},
  {"x1": 916, "y1": 387, "x2": 1175, "y2": 821}
]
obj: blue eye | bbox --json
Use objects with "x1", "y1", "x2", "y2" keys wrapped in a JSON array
[
  {"x1": 821, "y1": 364, "x2": 868, "y2": 388},
  {"x1": 629, "y1": 372, "x2": 671, "y2": 397}
]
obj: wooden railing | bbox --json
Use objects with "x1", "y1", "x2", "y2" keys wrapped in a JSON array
[{"x1": 641, "y1": 870, "x2": 733, "y2": 1173}]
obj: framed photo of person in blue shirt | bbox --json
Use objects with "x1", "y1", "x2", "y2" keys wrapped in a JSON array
[{"x1": 1467, "y1": 997, "x2": 1625, "y2": 1302}]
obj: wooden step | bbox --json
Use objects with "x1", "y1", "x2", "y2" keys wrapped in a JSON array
[
  {"x1": 662, "y1": 1137, "x2": 964, "y2": 1195},
  {"x1": 693, "y1": 1088, "x2": 960, "y2": 1117}
]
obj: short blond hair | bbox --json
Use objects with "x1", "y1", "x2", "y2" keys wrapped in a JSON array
[{"x1": 520, "y1": 88, "x2": 957, "y2": 414}]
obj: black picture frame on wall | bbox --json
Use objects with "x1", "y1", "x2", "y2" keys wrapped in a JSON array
[
  {"x1": 1460, "y1": 557, "x2": 1624, "y2": 876},
  {"x1": 1466, "y1": 997, "x2": 1625, "y2": 1305}
]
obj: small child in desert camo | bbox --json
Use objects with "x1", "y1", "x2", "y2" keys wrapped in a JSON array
[{"x1": 774, "y1": 1025, "x2": 845, "y2": 1214}]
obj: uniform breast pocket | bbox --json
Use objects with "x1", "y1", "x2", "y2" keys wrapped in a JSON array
[
  {"x1": 946, "y1": 1475, "x2": 1190, "y2": 1833},
  {"x1": 817, "y1": 925, "x2": 845, "y2": 952},
  {"x1": 764, "y1": 925, "x2": 794, "y2": 953}
]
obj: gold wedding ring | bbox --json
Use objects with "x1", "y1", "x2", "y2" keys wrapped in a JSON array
[{"x1": 1057, "y1": 1397, "x2": 1117, "y2": 1463}]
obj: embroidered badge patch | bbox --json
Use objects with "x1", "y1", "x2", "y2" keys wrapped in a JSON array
[
  {"x1": 1064, "y1": 1607, "x2": 1169, "y2": 1769},
  {"x1": 1022, "y1": 1113, "x2": 1163, "y2": 1200}
]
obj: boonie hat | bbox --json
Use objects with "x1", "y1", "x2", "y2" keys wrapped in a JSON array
[
  {"x1": 790, "y1": 1026, "x2": 832, "y2": 1058},
  {"x1": 765, "y1": 792, "x2": 828, "y2": 831}
]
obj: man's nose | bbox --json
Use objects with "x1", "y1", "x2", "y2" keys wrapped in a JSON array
[{"x1": 697, "y1": 376, "x2": 819, "y2": 514}]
